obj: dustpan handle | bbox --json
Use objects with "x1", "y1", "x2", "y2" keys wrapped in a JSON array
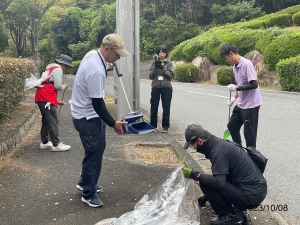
[{"x1": 113, "y1": 63, "x2": 133, "y2": 113}]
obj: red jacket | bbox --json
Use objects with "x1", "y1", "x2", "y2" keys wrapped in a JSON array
[{"x1": 35, "y1": 65, "x2": 60, "y2": 107}]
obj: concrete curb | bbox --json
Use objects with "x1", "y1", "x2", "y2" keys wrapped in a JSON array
[{"x1": 0, "y1": 106, "x2": 39, "y2": 156}]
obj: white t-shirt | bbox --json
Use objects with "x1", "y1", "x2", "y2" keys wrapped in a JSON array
[{"x1": 71, "y1": 50, "x2": 107, "y2": 119}]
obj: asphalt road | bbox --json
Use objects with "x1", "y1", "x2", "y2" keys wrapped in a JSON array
[{"x1": 105, "y1": 63, "x2": 300, "y2": 225}]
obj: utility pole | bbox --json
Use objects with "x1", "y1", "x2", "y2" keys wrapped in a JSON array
[{"x1": 115, "y1": 0, "x2": 140, "y2": 120}]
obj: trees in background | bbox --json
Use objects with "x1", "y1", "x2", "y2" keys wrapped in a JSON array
[
  {"x1": 0, "y1": 0, "x2": 299, "y2": 65},
  {"x1": 0, "y1": 14, "x2": 8, "y2": 52}
]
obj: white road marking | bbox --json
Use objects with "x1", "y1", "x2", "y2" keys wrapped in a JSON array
[{"x1": 187, "y1": 91, "x2": 228, "y2": 98}]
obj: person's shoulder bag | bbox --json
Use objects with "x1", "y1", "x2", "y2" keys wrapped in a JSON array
[{"x1": 225, "y1": 140, "x2": 268, "y2": 174}]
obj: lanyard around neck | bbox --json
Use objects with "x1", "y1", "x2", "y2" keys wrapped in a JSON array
[{"x1": 97, "y1": 50, "x2": 108, "y2": 77}]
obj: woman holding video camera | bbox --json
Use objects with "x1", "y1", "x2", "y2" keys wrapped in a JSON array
[{"x1": 149, "y1": 45, "x2": 174, "y2": 133}]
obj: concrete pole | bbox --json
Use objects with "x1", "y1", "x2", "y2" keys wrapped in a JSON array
[{"x1": 115, "y1": 0, "x2": 140, "y2": 120}]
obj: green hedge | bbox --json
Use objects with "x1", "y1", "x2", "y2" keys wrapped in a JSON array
[
  {"x1": 217, "y1": 66, "x2": 235, "y2": 85},
  {"x1": 292, "y1": 12, "x2": 300, "y2": 26},
  {"x1": 182, "y1": 38, "x2": 205, "y2": 61},
  {"x1": 255, "y1": 27, "x2": 285, "y2": 53},
  {"x1": 168, "y1": 40, "x2": 191, "y2": 61},
  {"x1": 174, "y1": 63, "x2": 199, "y2": 83},
  {"x1": 242, "y1": 20, "x2": 268, "y2": 29},
  {"x1": 276, "y1": 55, "x2": 300, "y2": 91},
  {"x1": 0, "y1": 58, "x2": 36, "y2": 120},
  {"x1": 263, "y1": 31, "x2": 300, "y2": 71},
  {"x1": 68, "y1": 60, "x2": 81, "y2": 75},
  {"x1": 269, "y1": 14, "x2": 293, "y2": 28},
  {"x1": 203, "y1": 28, "x2": 261, "y2": 65}
]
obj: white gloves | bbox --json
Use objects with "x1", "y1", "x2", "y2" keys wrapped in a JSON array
[
  {"x1": 227, "y1": 97, "x2": 237, "y2": 106},
  {"x1": 227, "y1": 84, "x2": 236, "y2": 92}
]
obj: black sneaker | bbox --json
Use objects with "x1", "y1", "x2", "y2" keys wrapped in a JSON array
[
  {"x1": 241, "y1": 210, "x2": 252, "y2": 225},
  {"x1": 161, "y1": 128, "x2": 168, "y2": 133},
  {"x1": 210, "y1": 210, "x2": 243, "y2": 225},
  {"x1": 81, "y1": 195, "x2": 103, "y2": 208}
]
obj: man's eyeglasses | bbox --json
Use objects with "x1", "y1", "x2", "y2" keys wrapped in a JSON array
[{"x1": 110, "y1": 47, "x2": 120, "y2": 58}]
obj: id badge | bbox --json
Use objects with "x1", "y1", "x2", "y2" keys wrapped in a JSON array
[{"x1": 158, "y1": 76, "x2": 164, "y2": 81}]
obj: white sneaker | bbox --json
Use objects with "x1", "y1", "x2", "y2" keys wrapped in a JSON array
[
  {"x1": 51, "y1": 142, "x2": 71, "y2": 152},
  {"x1": 40, "y1": 141, "x2": 53, "y2": 149}
]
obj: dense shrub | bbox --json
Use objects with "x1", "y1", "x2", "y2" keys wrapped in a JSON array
[
  {"x1": 203, "y1": 29, "x2": 260, "y2": 65},
  {"x1": 168, "y1": 40, "x2": 191, "y2": 61},
  {"x1": 182, "y1": 39, "x2": 205, "y2": 61},
  {"x1": 255, "y1": 27, "x2": 285, "y2": 53},
  {"x1": 68, "y1": 41, "x2": 93, "y2": 61},
  {"x1": 242, "y1": 20, "x2": 267, "y2": 29},
  {"x1": 276, "y1": 56, "x2": 300, "y2": 92},
  {"x1": 292, "y1": 12, "x2": 300, "y2": 26},
  {"x1": 263, "y1": 31, "x2": 300, "y2": 71},
  {"x1": 217, "y1": 66, "x2": 235, "y2": 85},
  {"x1": 278, "y1": 5, "x2": 300, "y2": 15},
  {"x1": 269, "y1": 14, "x2": 292, "y2": 28},
  {"x1": 68, "y1": 60, "x2": 81, "y2": 75},
  {"x1": 0, "y1": 58, "x2": 36, "y2": 120},
  {"x1": 174, "y1": 63, "x2": 199, "y2": 83}
]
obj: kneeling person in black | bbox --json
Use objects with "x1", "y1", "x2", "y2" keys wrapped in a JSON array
[{"x1": 182, "y1": 124, "x2": 267, "y2": 225}]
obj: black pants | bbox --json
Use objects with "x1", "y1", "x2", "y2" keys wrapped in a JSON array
[
  {"x1": 73, "y1": 117, "x2": 106, "y2": 198},
  {"x1": 200, "y1": 182, "x2": 267, "y2": 216},
  {"x1": 150, "y1": 88, "x2": 172, "y2": 129},
  {"x1": 227, "y1": 105, "x2": 260, "y2": 148},
  {"x1": 37, "y1": 102, "x2": 60, "y2": 146}
]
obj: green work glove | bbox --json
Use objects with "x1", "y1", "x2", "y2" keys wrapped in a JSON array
[{"x1": 182, "y1": 167, "x2": 193, "y2": 179}]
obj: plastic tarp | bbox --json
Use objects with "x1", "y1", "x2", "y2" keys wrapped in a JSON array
[{"x1": 95, "y1": 167, "x2": 200, "y2": 225}]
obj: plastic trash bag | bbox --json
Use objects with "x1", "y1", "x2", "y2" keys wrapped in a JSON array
[
  {"x1": 24, "y1": 72, "x2": 50, "y2": 91},
  {"x1": 95, "y1": 167, "x2": 200, "y2": 225},
  {"x1": 24, "y1": 74, "x2": 39, "y2": 91}
]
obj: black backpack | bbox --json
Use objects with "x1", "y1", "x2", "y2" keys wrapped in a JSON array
[{"x1": 226, "y1": 140, "x2": 268, "y2": 174}]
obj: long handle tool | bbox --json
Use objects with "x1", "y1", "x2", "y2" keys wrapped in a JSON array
[{"x1": 222, "y1": 92, "x2": 232, "y2": 139}]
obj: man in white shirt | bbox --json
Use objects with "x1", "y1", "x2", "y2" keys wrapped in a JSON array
[{"x1": 71, "y1": 33, "x2": 129, "y2": 207}]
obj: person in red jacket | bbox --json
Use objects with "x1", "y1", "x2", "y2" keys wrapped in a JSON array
[{"x1": 35, "y1": 54, "x2": 74, "y2": 152}]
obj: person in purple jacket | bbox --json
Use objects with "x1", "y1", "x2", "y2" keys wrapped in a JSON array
[{"x1": 220, "y1": 44, "x2": 262, "y2": 149}]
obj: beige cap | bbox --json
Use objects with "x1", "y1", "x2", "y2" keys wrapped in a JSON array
[{"x1": 102, "y1": 33, "x2": 130, "y2": 57}]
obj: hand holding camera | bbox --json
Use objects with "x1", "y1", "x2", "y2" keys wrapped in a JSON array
[{"x1": 153, "y1": 54, "x2": 163, "y2": 70}]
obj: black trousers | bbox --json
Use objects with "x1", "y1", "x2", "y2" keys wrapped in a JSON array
[
  {"x1": 37, "y1": 102, "x2": 60, "y2": 146},
  {"x1": 150, "y1": 88, "x2": 172, "y2": 129},
  {"x1": 200, "y1": 182, "x2": 267, "y2": 216},
  {"x1": 227, "y1": 105, "x2": 260, "y2": 148},
  {"x1": 73, "y1": 117, "x2": 106, "y2": 198}
]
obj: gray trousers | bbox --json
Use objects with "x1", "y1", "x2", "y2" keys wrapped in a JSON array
[{"x1": 37, "y1": 102, "x2": 60, "y2": 146}]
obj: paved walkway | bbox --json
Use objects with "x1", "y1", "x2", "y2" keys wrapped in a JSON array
[{"x1": 0, "y1": 74, "x2": 279, "y2": 225}]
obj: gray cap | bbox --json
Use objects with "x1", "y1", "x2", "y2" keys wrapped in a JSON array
[
  {"x1": 55, "y1": 54, "x2": 74, "y2": 68},
  {"x1": 183, "y1": 124, "x2": 211, "y2": 149}
]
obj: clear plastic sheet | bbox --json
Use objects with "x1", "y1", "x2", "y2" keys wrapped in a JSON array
[
  {"x1": 24, "y1": 72, "x2": 50, "y2": 91},
  {"x1": 95, "y1": 167, "x2": 200, "y2": 225}
]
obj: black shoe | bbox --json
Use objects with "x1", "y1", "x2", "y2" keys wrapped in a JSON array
[
  {"x1": 161, "y1": 127, "x2": 168, "y2": 133},
  {"x1": 210, "y1": 210, "x2": 243, "y2": 225},
  {"x1": 241, "y1": 211, "x2": 252, "y2": 225},
  {"x1": 198, "y1": 194, "x2": 208, "y2": 206}
]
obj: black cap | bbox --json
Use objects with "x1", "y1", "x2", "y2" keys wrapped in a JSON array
[{"x1": 183, "y1": 124, "x2": 211, "y2": 149}]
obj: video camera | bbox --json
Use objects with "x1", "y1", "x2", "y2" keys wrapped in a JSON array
[{"x1": 153, "y1": 54, "x2": 163, "y2": 69}]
